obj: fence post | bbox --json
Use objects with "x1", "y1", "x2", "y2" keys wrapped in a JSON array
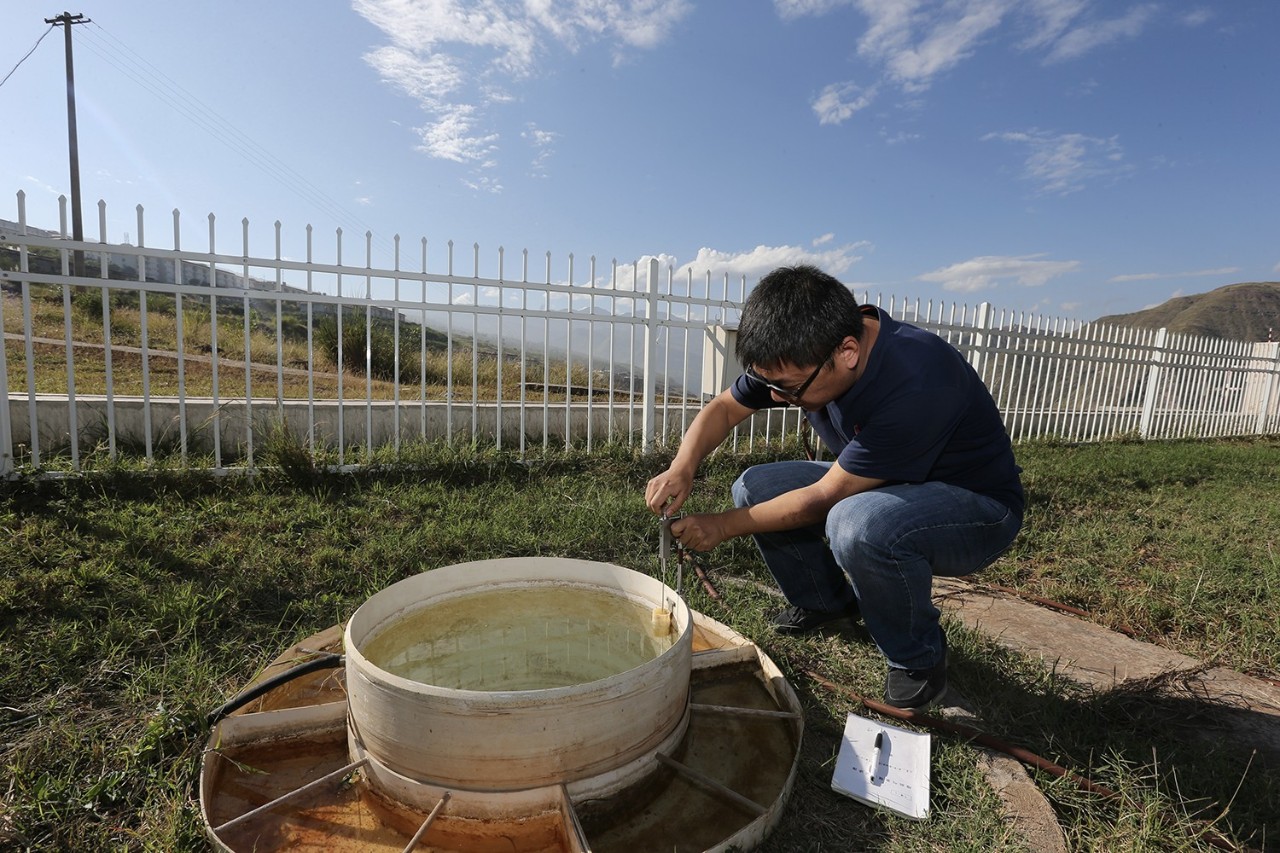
[
  {"x1": 968, "y1": 302, "x2": 992, "y2": 379},
  {"x1": 0, "y1": 260, "x2": 10, "y2": 477},
  {"x1": 641, "y1": 257, "x2": 660, "y2": 452},
  {"x1": 1254, "y1": 341, "x2": 1280, "y2": 435},
  {"x1": 1138, "y1": 327, "x2": 1169, "y2": 439},
  {"x1": 0, "y1": 195, "x2": 13, "y2": 476}
]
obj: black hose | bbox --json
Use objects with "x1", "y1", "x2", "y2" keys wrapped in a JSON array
[{"x1": 206, "y1": 652, "x2": 345, "y2": 728}]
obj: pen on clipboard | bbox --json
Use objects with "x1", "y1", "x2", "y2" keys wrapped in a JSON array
[{"x1": 869, "y1": 731, "x2": 883, "y2": 782}]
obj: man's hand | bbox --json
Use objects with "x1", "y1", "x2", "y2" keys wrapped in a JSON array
[
  {"x1": 645, "y1": 468, "x2": 694, "y2": 516},
  {"x1": 643, "y1": 391, "x2": 755, "y2": 516},
  {"x1": 670, "y1": 513, "x2": 729, "y2": 552}
]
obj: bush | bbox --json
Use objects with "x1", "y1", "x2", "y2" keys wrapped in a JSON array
[
  {"x1": 70, "y1": 285, "x2": 142, "y2": 319},
  {"x1": 314, "y1": 314, "x2": 422, "y2": 382}
]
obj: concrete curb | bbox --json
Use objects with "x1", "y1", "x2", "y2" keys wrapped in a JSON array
[
  {"x1": 931, "y1": 577, "x2": 1279, "y2": 851},
  {"x1": 938, "y1": 689, "x2": 1069, "y2": 853},
  {"x1": 935, "y1": 577, "x2": 1280, "y2": 756}
]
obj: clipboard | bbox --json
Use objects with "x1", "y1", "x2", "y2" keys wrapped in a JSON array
[{"x1": 830, "y1": 713, "x2": 931, "y2": 819}]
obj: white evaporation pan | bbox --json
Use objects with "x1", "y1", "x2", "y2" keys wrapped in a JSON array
[
  {"x1": 200, "y1": 557, "x2": 804, "y2": 853},
  {"x1": 345, "y1": 557, "x2": 694, "y2": 817}
]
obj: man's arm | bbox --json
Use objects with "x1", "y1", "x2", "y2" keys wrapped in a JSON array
[
  {"x1": 644, "y1": 388, "x2": 755, "y2": 515},
  {"x1": 671, "y1": 459, "x2": 886, "y2": 552}
]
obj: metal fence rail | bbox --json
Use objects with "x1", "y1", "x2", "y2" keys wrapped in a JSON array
[{"x1": 3, "y1": 191, "x2": 1279, "y2": 477}]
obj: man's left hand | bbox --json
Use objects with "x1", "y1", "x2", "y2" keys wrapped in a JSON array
[{"x1": 670, "y1": 513, "x2": 729, "y2": 553}]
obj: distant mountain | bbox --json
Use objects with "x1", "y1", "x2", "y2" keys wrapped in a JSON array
[
  {"x1": 0, "y1": 219, "x2": 302, "y2": 294},
  {"x1": 0, "y1": 219, "x2": 60, "y2": 240},
  {"x1": 1096, "y1": 282, "x2": 1280, "y2": 342}
]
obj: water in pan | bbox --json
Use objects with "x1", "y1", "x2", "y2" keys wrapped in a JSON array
[{"x1": 361, "y1": 585, "x2": 676, "y2": 690}]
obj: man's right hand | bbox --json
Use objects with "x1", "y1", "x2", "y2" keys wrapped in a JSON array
[
  {"x1": 645, "y1": 468, "x2": 693, "y2": 516},
  {"x1": 643, "y1": 389, "x2": 754, "y2": 517}
]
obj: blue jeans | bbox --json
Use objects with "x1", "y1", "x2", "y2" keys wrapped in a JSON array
[{"x1": 732, "y1": 461, "x2": 1022, "y2": 670}]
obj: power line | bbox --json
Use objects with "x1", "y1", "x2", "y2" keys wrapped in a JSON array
[
  {"x1": 81, "y1": 23, "x2": 386, "y2": 243},
  {"x1": 75, "y1": 31, "x2": 322, "y2": 210},
  {"x1": 0, "y1": 24, "x2": 55, "y2": 90},
  {"x1": 73, "y1": 20, "x2": 393, "y2": 255}
]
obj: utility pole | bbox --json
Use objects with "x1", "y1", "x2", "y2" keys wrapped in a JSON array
[{"x1": 45, "y1": 11, "x2": 91, "y2": 278}]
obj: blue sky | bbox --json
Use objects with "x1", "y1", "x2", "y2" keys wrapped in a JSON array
[{"x1": 2, "y1": 0, "x2": 1277, "y2": 322}]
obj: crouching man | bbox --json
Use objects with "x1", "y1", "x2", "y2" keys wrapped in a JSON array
[{"x1": 645, "y1": 265, "x2": 1023, "y2": 709}]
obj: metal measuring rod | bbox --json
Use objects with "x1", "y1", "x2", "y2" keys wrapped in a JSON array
[{"x1": 659, "y1": 513, "x2": 683, "y2": 599}]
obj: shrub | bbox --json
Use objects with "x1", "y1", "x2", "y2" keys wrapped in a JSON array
[{"x1": 314, "y1": 314, "x2": 422, "y2": 382}]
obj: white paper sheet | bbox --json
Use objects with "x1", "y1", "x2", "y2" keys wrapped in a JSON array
[{"x1": 831, "y1": 713, "x2": 931, "y2": 820}]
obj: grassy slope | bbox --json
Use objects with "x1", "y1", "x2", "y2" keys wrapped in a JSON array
[
  {"x1": 0, "y1": 438, "x2": 1277, "y2": 851},
  {"x1": 1095, "y1": 281, "x2": 1280, "y2": 341}
]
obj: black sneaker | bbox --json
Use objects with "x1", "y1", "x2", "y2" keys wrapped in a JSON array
[
  {"x1": 771, "y1": 601, "x2": 860, "y2": 636},
  {"x1": 883, "y1": 633, "x2": 948, "y2": 709}
]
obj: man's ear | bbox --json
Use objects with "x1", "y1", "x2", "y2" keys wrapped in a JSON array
[{"x1": 836, "y1": 336, "x2": 860, "y2": 367}]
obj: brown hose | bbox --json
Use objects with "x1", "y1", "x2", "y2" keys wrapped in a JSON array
[
  {"x1": 984, "y1": 583, "x2": 1092, "y2": 618},
  {"x1": 804, "y1": 671, "x2": 1252, "y2": 852},
  {"x1": 674, "y1": 547, "x2": 722, "y2": 601},
  {"x1": 690, "y1": 558, "x2": 721, "y2": 600}
]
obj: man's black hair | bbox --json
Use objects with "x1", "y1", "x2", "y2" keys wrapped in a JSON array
[{"x1": 735, "y1": 264, "x2": 864, "y2": 370}]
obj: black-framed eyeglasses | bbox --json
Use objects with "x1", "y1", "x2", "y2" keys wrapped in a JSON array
[{"x1": 746, "y1": 357, "x2": 827, "y2": 402}]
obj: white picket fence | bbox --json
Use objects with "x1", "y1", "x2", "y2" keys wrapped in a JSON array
[{"x1": 3, "y1": 192, "x2": 1279, "y2": 477}]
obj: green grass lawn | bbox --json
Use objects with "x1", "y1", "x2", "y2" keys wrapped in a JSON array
[{"x1": 1, "y1": 437, "x2": 1277, "y2": 851}]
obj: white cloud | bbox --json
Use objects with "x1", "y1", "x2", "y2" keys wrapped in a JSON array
[
  {"x1": 526, "y1": 0, "x2": 690, "y2": 52},
  {"x1": 363, "y1": 46, "x2": 465, "y2": 102},
  {"x1": 804, "y1": 0, "x2": 1016, "y2": 95},
  {"x1": 773, "y1": 0, "x2": 850, "y2": 20},
  {"x1": 522, "y1": 123, "x2": 558, "y2": 175},
  {"x1": 461, "y1": 174, "x2": 504, "y2": 194},
  {"x1": 23, "y1": 175, "x2": 65, "y2": 197},
  {"x1": 1017, "y1": 0, "x2": 1088, "y2": 51},
  {"x1": 880, "y1": 128, "x2": 922, "y2": 144},
  {"x1": 354, "y1": 0, "x2": 692, "y2": 176},
  {"x1": 983, "y1": 128, "x2": 1129, "y2": 195},
  {"x1": 782, "y1": 0, "x2": 1164, "y2": 126},
  {"x1": 812, "y1": 81, "x2": 877, "y2": 125},
  {"x1": 812, "y1": 233, "x2": 835, "y2": 246},
  {"x1": 354, "y1": 0, "x2": 540, "y2": 75},
  {"x1": 1273, "y1": 260, "x2": 1280, "y2": 275},
  {"x1": 1108, "y1": 266, "x2": 1241, "y2": 284},
  {"x1": 873, "y1": 0, "x2": 1011, "y2": 92},
  {"x1": 1138, "y1": 288, "x2": 1185, "y2": 310},
  {"x1": 1018, "y1": 1, "x2": 1157, "y2": 62},
  {"x1": 523, "y1": 125, "x2": 557, "y2": 148},
  {"x1": 1041, "y1": 3, "x2": 1157, "y2": 63},
  {"x1": 672, "y1": 242, "x2": 870, "y2": 283},
  {"x1": 1180, "y1": 8, "x2": 1213, "y2": 28},
  {"x1": 413, "y1": 104, "x2": 499, "y2": 164},
  {"x1": 599, "y1": 241, "x2": 871, "y2": 292},
  {"x1": 918, "y1": 254, "x2": 1079, "y2": 293}
]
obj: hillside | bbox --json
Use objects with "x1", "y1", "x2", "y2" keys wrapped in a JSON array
[{"x1": 1096, "y1": 281, "x2": 1280, "y2": 341}]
